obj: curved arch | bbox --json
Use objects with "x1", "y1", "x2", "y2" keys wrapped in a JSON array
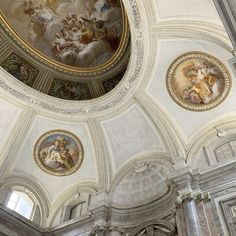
[
  {"x1": 186, "y1": 115, "x2": 236, "y2": 168},
  {"x1": 47, "y1": 181, "x2": 98, "y2": 227},
  {"x1": 151, "y1": 20, "x2": 232, "y2": 52},
  {"x1": 109, "y1": 150, "x2": 174, "y2": 207},
  {"x1": 0, "y1": 0, "x2": 147, "y2": 116},
  {"x1": 129, "y1": 219, "x2": 176, "y2": 236},
  {"x1": 0, "y1": 175, "x2": 50, "y2": 227},
  {"x1": 136, "y1": 93, "x2": 186, "y2": 159}
]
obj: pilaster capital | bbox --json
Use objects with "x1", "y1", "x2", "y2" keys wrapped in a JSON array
[
  {"x1": 104, "y1": 224, "x2": 124, "y2": 234},
  {"x1": 168, "y1": 167, "x2": 201, "y2": 195},
  {"x1": 89, "y1": 224, "x2": 106, "y2": 236},
  {"x1": 175, "y1": 192, "x2": 211, "y2": 207}
]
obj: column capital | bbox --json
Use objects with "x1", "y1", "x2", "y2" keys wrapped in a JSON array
[
  {"x1": 176, "y1": 192, "x2": 211, "y2": 207},
  {"x1": 89, "y1": 224, "x2": 106, "y2": 236},
  {"x1": 104, "y1": 224, "x2": 124, "y2": 234}
]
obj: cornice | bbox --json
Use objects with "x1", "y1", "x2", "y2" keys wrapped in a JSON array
[
  {"x1": 150, "y1": 20, "x2": 232, "y2": 51},
  {"x1": 0, "y1": 206, "x2": 43, "y2": 233},
  {"x1": 199, "y1": 161, "x2": 236, "y2": 184},
  {"x1": 0, "y1": 0, "x2": 146, "y2": 116},
  {"x1": 187, "y1": 116, "x2": 236, "y2": 167}
]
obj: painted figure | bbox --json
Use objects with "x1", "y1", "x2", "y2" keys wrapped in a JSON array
[
  {"x1": 18, "y1": 0, "x2": 123, "y2": 67},
  {"x1": 182, "y1": 61, "x2": 220, "y2": 104},
  {"x1": 42, "y1": 136, "x2": 75, "y2": 170}
]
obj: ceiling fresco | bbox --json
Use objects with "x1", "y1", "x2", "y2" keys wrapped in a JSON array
[
  {"x1": 34, "y1": 130, "x2": 84, "y2": 176},
  {"x1": 167, "y1": 52, "x2": 231, "y2": 111},
  {"x1": 0, "y1": 0, "x2": 128, "y2": 71}
]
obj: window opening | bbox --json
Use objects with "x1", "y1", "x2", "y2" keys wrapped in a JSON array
[{"x1": 6, "y1": 191, "x2": 34, "y2": 219}]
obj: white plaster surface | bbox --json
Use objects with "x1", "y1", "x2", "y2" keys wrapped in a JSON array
[
  {"x1": 147, "y1": 39, "x2": 236, "y2": 140},
  {"x1": 12, "y1": 116, "x2": 97, "y2": 202},
  {"x1": 112, "y1": 162, "x2": 169, "y2": 206},
  {"x1": 0, "y1": 97, "x2": 21, "y2": 152},
  {"x1": 102, "y1": 106, "x2": 164, "y2": 170},
  {"x1": 156, "y1": 0, "x2": 220, "y2": 22}
]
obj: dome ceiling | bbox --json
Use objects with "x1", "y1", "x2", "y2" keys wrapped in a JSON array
[
  {"x1": 0, "y1": 0, "x2": 130, "y2": 100},
  {"x1": 111, "y1": 162, "x2": 171, "y2": 207},
  {"x1": 0, "y1": 0, "x2": 236, "y2": 222}
]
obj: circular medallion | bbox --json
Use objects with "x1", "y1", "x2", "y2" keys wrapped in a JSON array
[
  {"x1": 166, "y1": 52, "x2": 231, "y2": 111},
  {"x1": 34, "y1": 130, "x2": 83, "y2": 176}
]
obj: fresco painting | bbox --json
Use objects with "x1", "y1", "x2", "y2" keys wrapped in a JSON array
[
  {"x1": 167, "y1": 52, "x2": 231, "y2": 111},
  {"x1": 1, "y1": 52, "x2": 39, "y2": 86},
  {"x1": 34, "y1": 130, "x2": 83, "y2": 176},
  {"x1": 0, "y1": 0, "x2": 125, "y2": 68},
  {"x1": 49, "y1": 79, "x2": 92, "y2": 100}
]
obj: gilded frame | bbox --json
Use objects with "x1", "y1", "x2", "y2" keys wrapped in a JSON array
[
  {"x1": 0, "y1": 1, "x2": 129, "y2": 75},
  {"x1": 34, "y1": 130, "x2": 84, "y2": 176},
  {"x1": 166, "y1": 51, "x2": 231, "y2": 111}
]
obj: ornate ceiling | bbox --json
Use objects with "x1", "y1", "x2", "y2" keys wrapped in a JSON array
[
  {"x1": 0, "y1": 0, "x2": 130, "y2": 100},
  {"x1": 0, "y1": 0, "x2": 236, "y2": 229}
]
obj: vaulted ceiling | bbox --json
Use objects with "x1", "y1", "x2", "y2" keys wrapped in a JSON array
[{"x1": 0, "y1": 0, "x2": 235, "y2": 228}]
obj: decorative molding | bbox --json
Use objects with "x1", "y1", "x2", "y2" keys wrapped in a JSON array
[
  {"x1": 0, "y1": 175, "x2": 50, "y2": 227},
  {"x1": 109, "y1": 152, "x2": 174, "y2": 208},
  {"x1": 0, "y1": 2, "x2": 130, "y2": 76},
  {"x1": 135, "y1": 93, "x2": 186, "y2": 158},
  {"x1": 0, "y1": 109, "x2": 36, "y2": 182},
  {"x1": 0, "y1": 0, "x2": 144, "y2": 114},
  {"x1": 187, "y1": 117, "x2": 236, "y2": 167},
  {"x1": 212, "y1": 0, "x2": 236, "y2": 49},
  {"x1": 88, "y1": 119, "x2": 112, "y2": 191},
  {"x1": 47, "y1": 182, "x2": 98, "y2": 227},
  {"x1": 89, "y1": 224, "x2": 124, "y2": 235},
  {"x1": 151, "y1": 20, "x2": 232, "y2": 51},
  {"x1": 176, "y1": 192, "x2": 211, "y2": 206},
  {"x1": 166, "y1": 51, "x2": 231, "y2": 111},
  {"x1": 128, "y1": 220, "x2": 176, "y2": 236},
  {"x1": 199, "y1": 161, "x2": 236, "y2": 184}
]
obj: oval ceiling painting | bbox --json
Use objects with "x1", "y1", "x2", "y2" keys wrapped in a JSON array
[
  {"x1": 34, "y1": 130, "x2": 84, "y2": 176},
  {"x1": 0, "y1": 0, "x2": 128, "y2": 71}
]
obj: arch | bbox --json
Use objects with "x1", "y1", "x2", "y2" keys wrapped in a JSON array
[
  {"x1": 109, "y1": 151, "x2": 174, "y2": 207},
  {"x1": 129, "y1": 219, "x2": 176, "y2": 236},
  {"x1": 0, "y1": 0, "x2": 146, "y2": 116},
  {"x1": 47, "y1": 181, "x2": 98, "y2": 227},
  {"x1": 6, "y1": 190, "x2": 34, "y2": 219},
  {"x1": 0, "y1": 176, "x2": 50, "y2": 227},
  {"x1": 186, "y1": 115, "x2": 236, "y2": 169}
]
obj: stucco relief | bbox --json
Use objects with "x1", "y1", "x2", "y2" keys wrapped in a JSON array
[
  {"x1": 111, "y1": 162, "x2": 170, "y2": 206},
  {"x1": 34, "y1": 130, "x2": 83, "y2": 176},
  {"x1": 167, "y1": 52, "x2": 231, "y2": 111}
]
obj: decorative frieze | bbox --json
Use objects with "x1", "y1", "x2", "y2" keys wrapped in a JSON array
[{"x1": 89, "y1": 224, "x2": 124, "y2": 236}]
